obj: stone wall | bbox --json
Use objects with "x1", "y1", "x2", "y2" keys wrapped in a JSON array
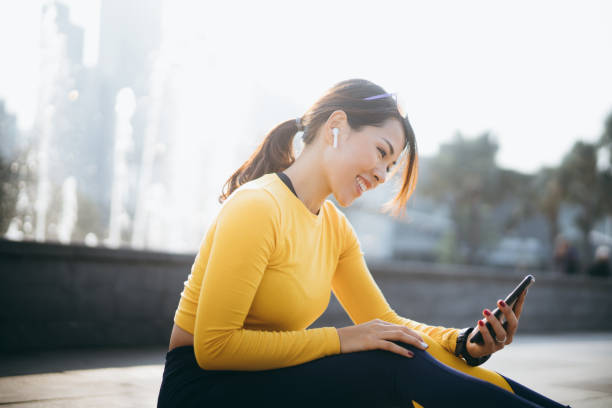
[{"x1": 1, "y1": 240, "x2": 611, "y2": 352}]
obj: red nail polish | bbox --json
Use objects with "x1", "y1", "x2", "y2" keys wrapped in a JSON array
[
  {"x1": 500, "y1": 300, "x2": 507, "y2": 307},
  {"x1": 478, "y1": 320, "x2": 484, "y2": 326},
  {"x1": 484, "y1": 309, "x2": 491, "y2": 316}
]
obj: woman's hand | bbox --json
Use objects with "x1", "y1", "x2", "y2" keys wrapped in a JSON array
[
  {"x1": 466, "y1": 290, "x2": 528, "y2": 358},
  {"x1": 336, "y1": 318, "x2": 429, "y2": 358}
]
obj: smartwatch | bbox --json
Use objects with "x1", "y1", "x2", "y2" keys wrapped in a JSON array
[{"x1": 455, "y1": 327, "x2": 491, "y2": 367}]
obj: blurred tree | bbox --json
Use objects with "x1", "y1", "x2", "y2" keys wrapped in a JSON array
[
  {"x1": 503, "y1": 167, "x2": 562, "y2": 265},
  {"x1": 0, "y1": 154, "x2": 18, "y2": 235},
  {"x1": 420, "y1": 132, "x2": 504, "y2": 264},
  {"x1": 596, "y1": 110, "x2": 612, "y2": 214},
  {"x1": 0, "y1": 144, "x2": 38, "y2": 239},
  {"x1": 599, "y1": 111, "x2": 612, "y2": 148},
  {"x1": 503, "y1": 110, "x2": 612, "y2": 270},
  {"x1": 0, "y1": 100, "x2": 19, "y2": 235},
  {"x1": 558, "y1": 141, "x2": 612, "y2": 268}
]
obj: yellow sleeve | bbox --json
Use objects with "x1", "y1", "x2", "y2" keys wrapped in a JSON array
[
  {"x1": 193, "y1": 189, "x2": 340, "y2": 371},
  {"x1": 331, "y1": 214, "x2": 459, "y2": 354}
]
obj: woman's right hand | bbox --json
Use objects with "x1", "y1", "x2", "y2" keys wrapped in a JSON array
[{"x1": 336, "y1": 318, "x2": 429, "y2": 358}]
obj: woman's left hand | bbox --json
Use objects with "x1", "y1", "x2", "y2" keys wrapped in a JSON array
[{"x1": 465, "y1": 290, "x2": 528, "y2": 358}]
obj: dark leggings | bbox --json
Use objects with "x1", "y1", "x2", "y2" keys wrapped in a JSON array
[{"x1": 157, "y1": 342, "x2": 570, "y2": 408}]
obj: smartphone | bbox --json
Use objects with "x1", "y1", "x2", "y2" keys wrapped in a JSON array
[{"x1": 470, "y1": 274, "x2": 535, "y2": 345}]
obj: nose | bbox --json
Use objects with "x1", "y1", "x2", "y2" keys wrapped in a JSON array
[{"x1": 373, "y1": 167, "x2": 386, "y2": 186}]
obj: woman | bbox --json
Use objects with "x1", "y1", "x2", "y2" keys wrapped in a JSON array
[{"x1": 157, "y1": 79, "x2": 570, "y2": 407}]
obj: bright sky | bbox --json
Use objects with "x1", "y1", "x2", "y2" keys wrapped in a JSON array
[{"x1": 1, "y1": 0, "x2": 611, "y2": 174}]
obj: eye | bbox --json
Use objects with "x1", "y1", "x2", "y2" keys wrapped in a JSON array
[{"x1": 377, "y1": 147, "x2": 387, "y2": 158}]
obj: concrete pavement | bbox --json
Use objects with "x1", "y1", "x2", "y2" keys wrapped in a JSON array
[
  {"x1": 486, "y1": 332, "x2": 612, "y2": 408},
  {"x1": 0, "y1": 333, "x2": 610, "y2": 407}
]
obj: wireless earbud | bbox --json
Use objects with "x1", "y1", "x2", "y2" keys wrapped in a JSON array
[{"x1": 332, "y1": 128, "x2": 339, "y2": 148}]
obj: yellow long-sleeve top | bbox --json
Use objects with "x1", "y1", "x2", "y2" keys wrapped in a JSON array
[{"x1": 174, "y1": 172, "x2": 460, "y2": 371}]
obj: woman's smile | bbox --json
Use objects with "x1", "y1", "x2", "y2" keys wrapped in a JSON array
[{"x1": 355, "y1": 175, "x2": 369, "y2": 196}]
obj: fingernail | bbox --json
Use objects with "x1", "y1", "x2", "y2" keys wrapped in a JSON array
[
  {"x1": 478, "y1": 320, "x2": 485, "y2": 326},
  {"x1": 484, "y1": 309, "x2": 491, "y2": 316},
  {"x1": 406, "y1": 350, "x2": 414, "y2": 357},
  {"x1": 420, "y1": 341, "x2": 429, "y2": 349},
  {"x1": 500, "y1": 300, "x2": 507, "y2": 308}
]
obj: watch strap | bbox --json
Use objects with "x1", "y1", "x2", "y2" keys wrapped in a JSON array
[{"x1": 455, "y1": 327, "x2": 491, "y2": 367}]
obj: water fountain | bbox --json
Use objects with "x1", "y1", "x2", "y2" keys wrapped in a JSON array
[
  {"x1": 104, "y1": 87, "x2": 135, "y2": 248},
  {"x1": 3, "y1": 2, "x2": 258, "y2": 253},
  {"x1": 4, "y1": 2, "x2": 74, "y2": 244},
  {"x1": 56, "y1": 176, "x2": 77, "y2": 244},
  {"x1": 125, "y1": 3, "x2": 254, "y2": 253}
]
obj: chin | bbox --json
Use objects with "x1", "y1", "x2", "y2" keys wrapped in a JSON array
[{"x1": 333, "y1": 191, "x2": 356, "y2": 207}]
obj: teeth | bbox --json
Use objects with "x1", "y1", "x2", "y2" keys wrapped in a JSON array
[{"x1": 356, "y1": 176, "x2": 367, "y2": 192}]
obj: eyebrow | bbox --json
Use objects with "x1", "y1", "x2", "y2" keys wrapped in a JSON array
[{"x1": 383, "y1": 138, "x2": 397, "y2": 165}]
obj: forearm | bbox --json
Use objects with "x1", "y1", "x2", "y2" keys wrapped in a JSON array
[
  {"x1": 193, "y1": 326, "x2": 340, "y2": 371},
  {"x1": 378, "y1": 310, "x2": 460, "y2": 354}
]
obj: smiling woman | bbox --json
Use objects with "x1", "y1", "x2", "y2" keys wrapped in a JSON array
[
  {"x1": 219, "y1": 78, "x2": 418, "y2": 218},
  {"x1": 157, "y1": 79, "x2": 571, "y2": 408}
]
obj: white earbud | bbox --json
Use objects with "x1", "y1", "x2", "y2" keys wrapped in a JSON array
[{"x1": 332, "y1": 128, "x2": 339, "y2": 148}]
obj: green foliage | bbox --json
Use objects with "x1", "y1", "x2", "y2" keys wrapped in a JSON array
[
  {"x1": 558, "y1": 140, "x2": 612, "y2": 265},
  {"x1": 421, "y1": 132, "x2": 500, "y2": 202},
  {"x1": 0, "y1": 143, "x2": 39, "y2": 238},
  {"x1": 420, "y1": 131, "x2": 505, "y2": 264},
  {"x1": 421, "y1": 108, "x2": 612, "y2": 269},
  {"x1": 504, "y1": 167, "x2": 562, "y2": 251},
  {"x1": 599, "y1": 111, "x2": 612, "y2": 147},
  {"x1": 0, "y1": 154, "x2": 18, "y2": 235}
]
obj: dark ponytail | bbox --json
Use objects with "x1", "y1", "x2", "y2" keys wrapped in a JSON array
[
  {"x1": 219, "y1": 119, "x2": 300, "y2": 203},
  {"x1": 219, "y1": 79, "x2": 419, "y2": 218}
]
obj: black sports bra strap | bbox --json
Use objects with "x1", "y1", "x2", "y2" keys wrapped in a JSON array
[{"x1": 276, "y1": 172, "x2": 298, "y2": 197}]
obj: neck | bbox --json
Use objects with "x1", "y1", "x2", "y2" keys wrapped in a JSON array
[{"x1": 283, "y1": 146, "x2": 331, "y2": 216}]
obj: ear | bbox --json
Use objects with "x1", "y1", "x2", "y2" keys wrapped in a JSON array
[{"x1": 324, "y1": 110, "x2": 349, "y2": 147}]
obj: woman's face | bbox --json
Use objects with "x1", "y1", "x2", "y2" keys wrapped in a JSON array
[{"x1": 327, "y1": 117, "x2": 405, "y2": 207}]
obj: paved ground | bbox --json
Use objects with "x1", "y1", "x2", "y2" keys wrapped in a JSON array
[{"x1": 0, "y1": 333, "x2": 610, "y2": 407}]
